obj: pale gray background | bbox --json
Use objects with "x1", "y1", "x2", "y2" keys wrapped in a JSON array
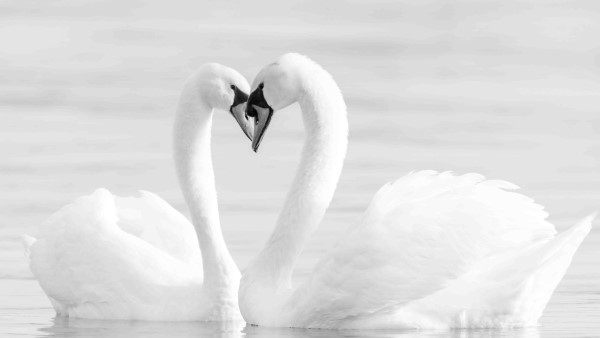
[{"x1": 1, "y1": 0, "x2": 599, "y2": 337}]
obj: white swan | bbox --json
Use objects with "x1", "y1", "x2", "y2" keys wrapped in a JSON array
[
  {"x1": 239, "y1": 53, "x2": 594, "y2": 329},
  {"x1": 23, "y1": 63, "x2": 254, "y2": 321}
]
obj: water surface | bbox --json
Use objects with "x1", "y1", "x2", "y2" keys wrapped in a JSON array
[{"x1": 1, "y1": 0, "x2": 599, "y2": 337}]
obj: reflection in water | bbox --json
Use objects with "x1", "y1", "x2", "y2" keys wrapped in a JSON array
[
  {"x1": 4, "y1": 279, "x2": 574, "y2": 338},
  {"x1": 40, "y1": 317, "x2": 246, "y2": 338},
  {"x1": 38, "y1": 316, "x2": 541, "y2": 338},
  {"x1": 244, "y1": 325, "x2": 540, "y2": 338}
]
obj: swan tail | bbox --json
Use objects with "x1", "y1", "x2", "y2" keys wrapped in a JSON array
[
  {"x1": 339, "y1": 215, "x2": 594, "y2": 330},
  {"x1": 438, "y1": 214, "x2": 595, "y2": 328},
  {"x1": 509, "y1": 213, "x2": 594, "y2": 323}
]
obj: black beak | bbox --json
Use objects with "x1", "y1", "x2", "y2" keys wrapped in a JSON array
[
  {"x1": 246, "y1": 85, "x2": 273, "y2": 152},
  {"x1": 229, "y1": 87, "x2": 253, "y2": 141}
]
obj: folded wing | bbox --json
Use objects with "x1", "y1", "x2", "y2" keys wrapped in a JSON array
[
  {"x1": 289, "y1": 171, "x2": 560, "y2": 327},
  {"x1": 24, "y1": 188, "x2": 204, "y2": 320}
]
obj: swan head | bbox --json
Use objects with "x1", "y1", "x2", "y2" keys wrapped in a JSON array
[
  {"x1": 246, "y1": 53, "x2": 309, "y2": 152},
  {"x1": 193, "y1": 63, "x2": 253, "y2": 140}
]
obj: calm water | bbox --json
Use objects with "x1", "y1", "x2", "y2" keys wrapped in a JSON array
[{"x1": 1, "y1": 0, "x2": 599, "y2": 337}]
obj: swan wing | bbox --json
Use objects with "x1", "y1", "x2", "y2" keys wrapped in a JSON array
[
  {"x1": 382, "y1": 213, "x2": 593, "y2": 329},
  {"x1": 113, "y1": 189, "x2": 202, "y2": 266},
  {"x1": 25, "y1": 188, "x2": 205, "y2": 319},
  {"x1": 290, "y1": 171, "x2": 565, "y2": 327}
]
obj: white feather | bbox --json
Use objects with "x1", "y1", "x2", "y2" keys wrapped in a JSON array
[
  {"x1": 26, "y1": 189, "x2": 208, "y2": 320},
  {"x1": 23, "y1": 64, "x2": 250, "y2": 321},
  {"x1": 239, "y1": 53, "x2": 594, "y2": 329},
  {"x1": 286, "y1": 171, "x2": 590, "y2": 329}
]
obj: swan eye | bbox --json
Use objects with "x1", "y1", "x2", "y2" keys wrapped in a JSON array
[
  {"x1": 230, "y1": 84, "x2": 236, "y2": 90},
  {"x1": 259, "y1": 83, "x2": 264, "y2": 89}
]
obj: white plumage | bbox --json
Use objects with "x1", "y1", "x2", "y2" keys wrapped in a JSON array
[
  {"x1": 24, "y1": 189, "x2": 207, "y2": 320},
  {"x1": 285, "y1": 172, "x2": 592, "y2": 328},
  {"x1": 239, "y1": 53, "x2": 594, "y2": 329},
  {"x1": 23, "y1": 63, "x2": 252, "y2": 321}
]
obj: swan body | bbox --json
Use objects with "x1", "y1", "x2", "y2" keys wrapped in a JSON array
[
  {"x1": 24, "y1": 189, "x2": 210, "y2": 320},
  {"x1": 24, "y1": 63, "x2": 253, "y2": 321},
  {"x1": 240, "y1": 53, "x2": 594, "y2": 329}
]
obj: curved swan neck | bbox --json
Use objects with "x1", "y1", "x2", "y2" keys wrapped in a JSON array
[
  {"x1": 173, "y1": 79, "x2": 238, "y2": 286},
  {"x1": 250, "y1": 65, "x2": 348, "y2": 288}
]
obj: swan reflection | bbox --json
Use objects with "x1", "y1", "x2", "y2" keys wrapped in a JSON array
[{"x1": 39, "y1": 317, "x2": 540, "y2": 338}]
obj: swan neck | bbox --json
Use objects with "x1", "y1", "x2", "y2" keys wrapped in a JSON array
[
  {"x1": 173, "y1": 81, "x2": 238, "y2": 286},
  {"x1": 248, "y1": 71, "x2": 348, "y2": 290}
]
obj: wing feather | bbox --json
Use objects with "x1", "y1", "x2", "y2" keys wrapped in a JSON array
[
  {"x1": 25, "y1": 189, "x2": 203, "y2": 319},
  {"x1": 289, "y1": 171, "x2": 557, "y2": 326}
]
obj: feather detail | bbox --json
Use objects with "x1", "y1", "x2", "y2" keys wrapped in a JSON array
[
  {"x1": 24, "y1": 189, "x2": 213, "y2": 320},
  {"x1": 279, "y1": 171, "x2": 590, "y2": 329}
]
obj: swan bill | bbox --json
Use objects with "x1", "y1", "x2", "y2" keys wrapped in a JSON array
[
  {"x1": 230, "y1": 102, "x2": 254, "y2": 141},
  {"x1": 249, "y1": 105, "x2": 273, "y2": 152},
  {"x1": 230, "y1": 87, "x2": 253, "y2": 141},
  {"x1": 246, "y1": 85, "x2": 273, "y2": 152}
]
